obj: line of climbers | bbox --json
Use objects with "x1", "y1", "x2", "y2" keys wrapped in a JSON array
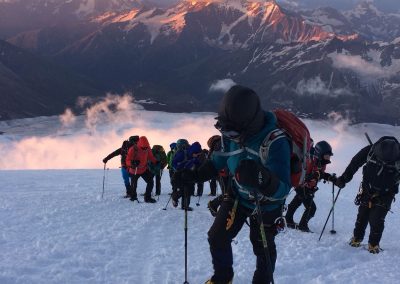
[
  {"x1": 102, "y1": 85, "x2": 400, "y2": 284},
  {"x1": 103, "y1": 136, "x2": 167, "y2": 203}
]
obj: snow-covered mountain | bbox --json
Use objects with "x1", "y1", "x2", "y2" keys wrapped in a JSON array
[
  {"x1": 343, "y1": 1, "x2": 400, "y2": 41},
  {"x1": 0, "y1": 0, "x2": 146, "y2": 38},
  {"x1": 2, "y1": 0, "x2": 400, "y2": 123}
]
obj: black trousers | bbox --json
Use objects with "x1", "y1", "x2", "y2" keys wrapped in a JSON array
[
  {"x1": 129, "y1": 170, "x2": 154, "y2": 199},
  {"x1": 169, "y1": 169, "x2": 177, "y2": 193},
  {"x1": 285, "y1": 187, "x2": 316, "y2": 226},
  {"x1": 210, "y1": 178, "x2": 217, "y2": 195},
  {"x1": 353, "y1": 193, "x2": 394, "y2": 246},
  {"x1": 196, "y1": 182, "x2": 204, "y2": 196},
  {"x1": 154, "y1": 174, "x2": 162, "y2": 195},
  {"x1": 208, "y1": 199, "x2": 280, "y2": 284},
  {"x1": 172, "y1": 183, "x2": 194, "y2": 208}
]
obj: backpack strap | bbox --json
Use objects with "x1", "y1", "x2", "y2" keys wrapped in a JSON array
[
  {"x1": 366, "y1": 145, "x2": 400, "y2": 176},
  {"x1": 233, "y1": 177, "x2": 289, "y2": 202},
  {"x1": 259, "y1": 129, "x2": 286, "y2": 166},
  {"x1": 213, "y1": 130, "x2": 286, "y2": 162}
]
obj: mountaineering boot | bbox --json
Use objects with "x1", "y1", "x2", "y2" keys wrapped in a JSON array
[
  {"x1": 298, "y1": 210, "x2": 313, "y2": 232},
  {"x1": 349, "y1": 237, "x2": 362, "y2": 247},
  {"x1": 171, "y1": 191, "x2": 179, "y2": 207},
  {"x1": 124, "y1": 184, "x2": 131, "y2": 198},
  {"x1": 298, "y1": 219, "x2": 312, "y2": 232},
  {"x1": 144, "y1": 196, "x2": 157, "y2": 203},
  {"x1": 204, "y1": 279, "x2": 233, "y2": 284},
  {"x1": 285, "y1": 201, "x2": 298, "y2": 229},
  {"x1": 129, "y1": 190, "x2": 138, "y2": 202},
  {"x1": 181, "y1": 206, "x2": 193, "y2": 211},
  {"x1": 208, "y1": 200, "x2": 218, "y2": 217},
  {"x1": 367, "y1": 243, "x2": 380, "y2": 254},
  {"x1": 298, "y1": 224, "x2": 311, "y2": 232}
]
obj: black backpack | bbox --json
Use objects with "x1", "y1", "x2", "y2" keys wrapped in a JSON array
[{"x1": 363, "y1": 136, "x2": 400, "y2": 193}]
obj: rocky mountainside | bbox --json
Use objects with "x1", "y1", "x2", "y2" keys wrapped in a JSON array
[
  {"x1": 2, "y1": 0, "x2": 400, "y2": 123},
  {"x1": 0, "y1": 39, "x2": 101, "y2": 120}
]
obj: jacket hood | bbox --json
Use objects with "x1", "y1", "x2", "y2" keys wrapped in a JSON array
[
  {"x1": 188, "y1": 142, "x2": 202, "y2": 156},
  {"x1": 137, "y1": 136, "x2": 150, "y2": 148}
]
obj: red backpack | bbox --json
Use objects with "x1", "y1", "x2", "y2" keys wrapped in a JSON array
[{"x1": 260, "y1": 109, "x2": 312, "y2": 188}]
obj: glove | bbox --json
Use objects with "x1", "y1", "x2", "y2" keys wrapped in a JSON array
[
  {"x1": 131, "y1": 160, "x2": 140, "y2": 167},
  {"x1": 311, "y1": 171, "x2": 321, "y2": 181},
  {"x1": 334, "y1": 176, "x2": 346, "y2": 189},
  {"x1": 103, "y1": 158, "x2": 108, "y2": 164},
  {"x1": 234, "y1": 159, "x2": 271, "y2": 191}
]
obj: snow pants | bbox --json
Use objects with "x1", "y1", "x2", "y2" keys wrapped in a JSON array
[
  {"x1": 285, "y1": 187, "x2": 316, "y2": 226},
  {"x1": 169, "y1": 169, "x2": 177, "y2": 193},
  {"x1": 210, "y1": 178, "x2": 217, "y2": 195},
  {"x1": 207, "y1": 199, "x2": 280, "y2": 284},
  {"x1": 154, "y1": 174, "x2": 162, "y2": 195},
  {"x1": 172, "y1": 183, "x2": 194, "y2": 209},
  {"x1": 353, "y1": 193, "x2": 394, "y2": 246},
  {"x1": 129, "y1": 170, "x2": 154, "y2": 200}
]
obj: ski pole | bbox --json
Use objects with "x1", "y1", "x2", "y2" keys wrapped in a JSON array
[
  {"x1": 254, "y1": 190, "x2": 275, "y2": 284},
  {"x1": 163, "y1": 194, "x2": 172, "y2": 210},
  {"x1": 184, "y1": 185, "x2": 189, "y2": 284},
  {"x1": 319, "y1": 187, "x2": 343, "y2": 241},
  {"x1": 330, "y1": 179, "x2": 337, "y2": 234},
  {"x1": 101, "y1": 163, "x2": 106, "y2": 199},
  {"x1": 365, "y1": 132, "x2": 373, "y2": 145}
]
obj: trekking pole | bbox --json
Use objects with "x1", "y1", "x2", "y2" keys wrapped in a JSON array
[
  {"x1": 365, "y1": 132, "x2": 373, "y2": 145},
  {"x1": 101, "y1": 163, "x2": 106, "y2": 199},
  {"x1": 163, "y1": 194, "x2": 172, "y2": 210},
  {"x1": 319, "y1": 187, "x2": 343, "y2": 241},
  {"x1": 330, "y1": 178, "x2": 337, "y2": 234},
  {"x1": 183, "y1": 185, "x2": 189, "y2": 284},
  {"x1": 254, "y1": 190, "x2": 275, "y2": 284}
]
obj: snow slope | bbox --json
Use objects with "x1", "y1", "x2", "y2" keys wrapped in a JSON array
[
  {"x1": 1, "y1": 109, "x2": 400, "y2": 283},
  {"x1": 0, "y1": 168, "x2": 399, "y2": 283}
]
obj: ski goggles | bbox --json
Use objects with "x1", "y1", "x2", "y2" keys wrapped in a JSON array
[{"x1": 214, "y1": 120, "x2": 240, "y2": 140}]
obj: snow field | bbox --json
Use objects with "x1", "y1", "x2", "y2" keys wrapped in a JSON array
[{"x1": 0, "y1": 169, "x2": 399, "y2": 284}]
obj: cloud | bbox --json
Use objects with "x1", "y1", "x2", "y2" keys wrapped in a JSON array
[
  {"x1": 209, "y1": 79, "x2": 236, "y2": 92},
  {"x1": 59, "y1": 108, "x2": 76, "y2": 127},
  {"x1": 0, "y1": 94, "x2": 219, "y2": 170},
  {"x1": 1, "y1": 93, "x2": 399, "y2": 170},
  {"x1": 296, "y1": 76, "x2": 354, "y2": 97},
  {"x1": 329, "y1": 51, "x2": 400, "y2": 79}
]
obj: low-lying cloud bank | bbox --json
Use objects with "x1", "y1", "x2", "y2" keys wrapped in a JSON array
[{"x1": 0, "y1": 94, "x2": 398, "y2": 171}]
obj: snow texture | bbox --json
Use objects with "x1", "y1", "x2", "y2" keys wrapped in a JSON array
[{"x1": 1, "y1": 111, "x2": 400, "y2": 283}]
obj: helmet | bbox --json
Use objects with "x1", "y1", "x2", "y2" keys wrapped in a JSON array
[
  {"x1": 314, "y1": 141, "x2": 333, "y2": 161},
  {"x1": 176, "y1": 139, "x2": 189, "y2": 150},
  {"x1": 129, "y1": 135, "x2": 139, "y2": 144},
  {"x1": 215, "y1": 85, "x2": 264, "y2": 141},
  {"x1": 374, "y1": 136, "x2": 400, "y2": 163},
  {"x1": 170, "y1": 142, "x2": 177, "y2": 150}
]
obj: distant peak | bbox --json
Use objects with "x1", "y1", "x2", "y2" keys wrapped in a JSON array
[{"x1": 354, "y1": 0, "x2": 383, "y2": 16}]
